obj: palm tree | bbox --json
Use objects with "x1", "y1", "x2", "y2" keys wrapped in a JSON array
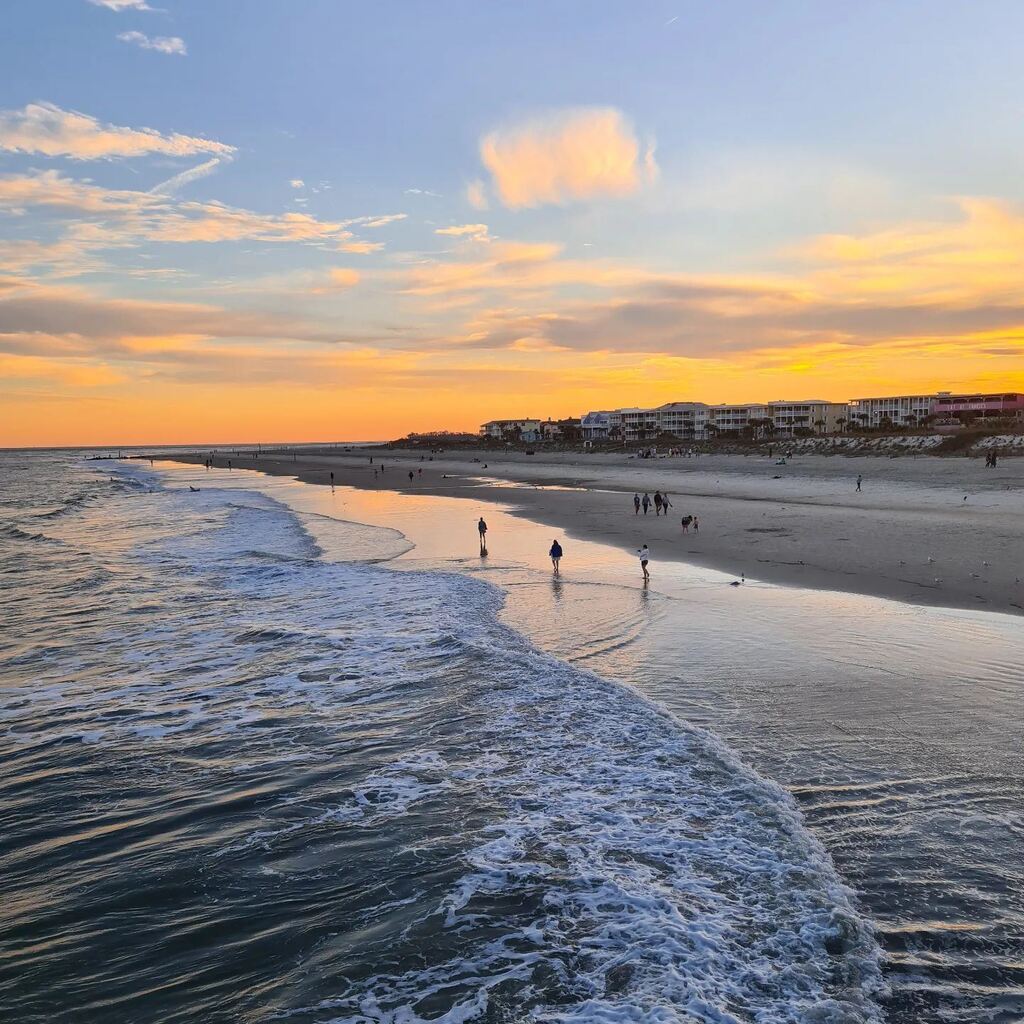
[
  {"x1": 813, "y1": 418, "x2": 826, "y2": 435},
  {"x1": 835, "y1": 416, "x2": 847, "y2": 434}
]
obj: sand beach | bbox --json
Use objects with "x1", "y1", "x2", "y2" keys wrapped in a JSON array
[{"x1": 166, "y1": 446, "x2": 1024, "y2": 616}]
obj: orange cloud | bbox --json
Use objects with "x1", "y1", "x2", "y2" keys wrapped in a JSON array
[
  {"x1": 0, "y1": 353, "x2": 127, "y2": 387},
  {"x1": 480, "y1": 107, "x2": 656, "y2": 208},
  {"x1": 0, "y1": 102, "x2": 232, "y2": 160},
  {"x1": 325, "y1": 268, "x2": 360, "y2": 289},
  {"x1": 801, "y1": 197, "x2": 1024, "y2": 304},
  {"x1": 337, "y1": 240, "x2": 383, "y2": 254},
  {"x1": 0, "y1": 170, "x2": 163, "y2": 221}
]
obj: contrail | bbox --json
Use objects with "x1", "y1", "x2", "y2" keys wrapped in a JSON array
[{"x1": 149, "y1": 155, "x2": 230, "y2": 196}]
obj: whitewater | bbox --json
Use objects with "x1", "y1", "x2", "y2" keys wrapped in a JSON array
[{"x1": 0, "y1": 451, "x2": 889, "y2": 1023}]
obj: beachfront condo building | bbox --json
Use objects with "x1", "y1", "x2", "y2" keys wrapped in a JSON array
[
  {"x1": 656, "y1": 402, "x2": 712, "y2": 440},
  {"x1": 706, "y1": 404, "x2": 767, "y2": 436},
  {"x1": 580, "y1": 399, "x2": 849, "y2": 441},
  {"x1": 933, "y1": 392, "x2": 1024, "y2": 419},
  {"x1": 619, "y1": 407, "x2": 661, "y2": 441},
  {"x1": 848, "y1": 394, "x2": 937, "y2": 428},
  {"x1": 764, "y1": 400, "x2": 849, "y2": 435},
  {"x1": 849, "y1": 391, "x2": 1024, "y2": 427}
]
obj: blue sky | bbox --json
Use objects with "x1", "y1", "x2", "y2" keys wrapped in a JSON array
[{"x1": 4, "y1": 1, "x2": 1024, "y2": 443}]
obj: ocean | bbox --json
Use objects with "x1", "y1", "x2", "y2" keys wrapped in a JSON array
[{"x1": 0, "y1": 450, "x2": 1020, "y2": 1023}]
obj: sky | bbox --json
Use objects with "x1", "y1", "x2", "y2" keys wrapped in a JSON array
[{"x1": 3, "y1": 1, "x2": 1024, "y2": 445}]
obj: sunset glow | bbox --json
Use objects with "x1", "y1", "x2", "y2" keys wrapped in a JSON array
[{"x1": 4, "y1": 2, "x2": 1024, "y2": 446}]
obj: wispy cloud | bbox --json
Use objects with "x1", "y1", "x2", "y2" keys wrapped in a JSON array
[
  {"x1": 435, "y1": 223, "x2": 490, "y2": 242},
  {"x1": 88, "y1": 0, "x2": 153, "y2": 10},
  {"x1": 117, "y1": 30, "x2": 187, "y2": 56},
  {"x1": 355, "y1": 213, "x2": 407, "y2": 229},
  {"x1": 466, "y1": 179, "x2": 488, "y2": 210},
  {"x1": 149, "y1": 156, "x2": 230, "y2": 196},
  {"x1": 0, "y1": 170, "x2": 405, "y2": 272},
  {"x1": 479, "y1": 107, "x2": 657, "y2": 208},
  {"x1": 0, "y1": 102, "x2": 231, "y2": 159},
  {"x1": 404, "y1": 187, "x2": 442, "y2": 198}
]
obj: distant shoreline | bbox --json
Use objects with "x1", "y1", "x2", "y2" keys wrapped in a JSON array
[{"x1": 157, "y1": 447, "x2": 1024, "y2": 618}]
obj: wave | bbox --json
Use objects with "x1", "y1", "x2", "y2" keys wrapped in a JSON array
[{"x1": 0, "y1": 457, "x2": 886, "y2": 1022}]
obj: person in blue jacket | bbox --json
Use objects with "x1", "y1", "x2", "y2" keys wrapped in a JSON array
[{"x1": 549, "y1": 539, "x2": 563, "y2": 575}]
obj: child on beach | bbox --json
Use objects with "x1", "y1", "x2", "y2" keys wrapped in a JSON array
[{"x1": 638, "y1": 545, "x2": 650, "y2": 581}]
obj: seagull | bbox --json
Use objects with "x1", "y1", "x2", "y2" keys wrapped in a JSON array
[
  {"x1": 934, "y1": 578, "x2": 943, "y2": 584},
  {"x1": 970, "y1": 572, "x2": 980, "y2": 579},
  {"x1": 927, "y1": 556, "x2": 936, "y2": 563},
  {"x1": 983, "y1": 561, "x2": 991, "y2": 567}
]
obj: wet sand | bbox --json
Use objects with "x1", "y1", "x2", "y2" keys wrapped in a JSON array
[
  {"x1": 149, "y1": 456, "x2": 1024, "y2": 1022},
  {"x1": 164, "y1": 447, "x2": 1024, "y2": 616}
]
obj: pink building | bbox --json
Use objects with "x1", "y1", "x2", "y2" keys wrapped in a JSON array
[{"x1": 932, "y1": 392, "x2": 1024, "y2": 418}]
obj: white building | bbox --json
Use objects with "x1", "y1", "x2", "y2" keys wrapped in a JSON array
[
  {"x1": 656, "y1": 402, "x2": 711, "y2": 440},
  {"x1": 577, "y1": 397, "x2": 850, "y2": 444},
  {"x1": 848, "y1": 394, "x2": 935, "y2": 429},
  {"x1": 707, "y1": 404, "x2": 769, "y2": 436},
  {"x1": 618, "y1": 407, "x2": 660, "y2": 442},
  {"x1": 765, "y1": 400, "x2": 848, "y2": 435}
]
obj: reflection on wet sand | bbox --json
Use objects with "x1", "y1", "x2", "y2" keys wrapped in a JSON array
[{"x1": 157, "y1": 460, "x2": 1024, "y2": 1023}]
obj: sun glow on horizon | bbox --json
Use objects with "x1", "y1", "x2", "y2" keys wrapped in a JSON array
[{"x1": 3, "y1": 4, "x2": 1024, "y2": 446}]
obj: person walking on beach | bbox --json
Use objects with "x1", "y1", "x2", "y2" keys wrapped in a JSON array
[
  {"x1": 477, "y1": 517, "x2": 488, "y2": 552},
  {"x1": 642, "y1": 493, "x2": 651, "y2": 515},
  {"x1": 662, "y1": 493, "x2": 672, "y2": 514},
  {"x1": 654, "y1": 492, "x2": 663, "y2": 516},
  {"x1": 633, "y1": 493, "x2": 641, "y2": 515},
  {"x1": 856, "y1": 474, "x2": 862, "y2": 492},
  {"x1": 408, "y1": 471, "x2": 414, "y2": 481},
  {"x1": 330, "y1": 471, "x2": 335, "y2": 491},
  {"x1": 638, "y1": 544, "x2": 651, "y2": 581},
  {"x1": 549, "y1": 539, "x2": 563, "y2": 575},
  {"x1": 693, "y1": 515, "x2": 699, "y2": 533}
]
